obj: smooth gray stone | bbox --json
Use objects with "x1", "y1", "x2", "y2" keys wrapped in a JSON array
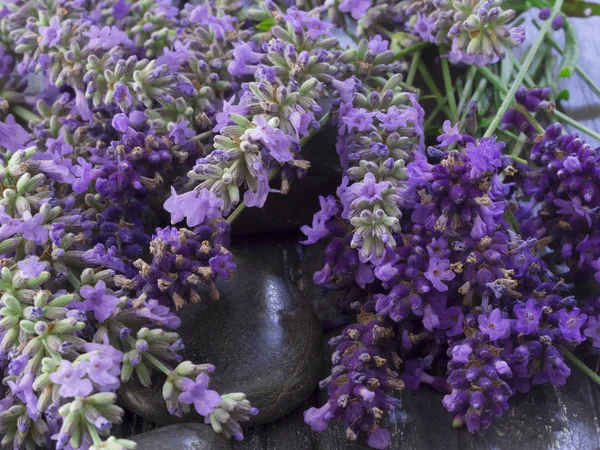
[
  {"x1": 120, "y1": 246, "x2": 323, "y2": 427},
  {"x1": 130, "y1": 424, "x2": 232, "y2": 450}
]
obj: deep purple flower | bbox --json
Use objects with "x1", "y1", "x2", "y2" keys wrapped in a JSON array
[
  {"x1": 539, "y1": 8, "x2": 551, "y2": 20},
  {"x1": 113, "y1": 0, "x2": 130, "y2": 19},
  {"x1": 552, "y1": 15, "x2": 564, "y2": 31},
  {"x1": 424, "y1": 257, "x2": 455, "y2": 292},
  {"x1": 209, "y1": 253, "x2": 236, "y2": 278},
  {"x1": 513, "y1": 299, "x2": 542, "y2": 335},
  {"x1": 79, "y1": 280, "x2": 120, "y2": 323},
  {"x1": 17, "y1": 255, "x2": 47, "y2": 278},
  {"x1": 584, "y1": 315, "x2": 600, "y2": 347},
  {"x1": 558, "y1": 308, "x2": 587, "y2": 342},
  {"x1": 178, "y1": 373, "x2": 222, "y2": 416},
  {"x1": 478, "y1": 309, "x2": 511, "y2": 341}
]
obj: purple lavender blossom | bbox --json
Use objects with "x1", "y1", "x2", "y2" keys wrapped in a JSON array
[
  {"x1": 437, "y1": 120, "x2": 462, "y2": 147},
  {"x1": 79, "y1": 280, "x2": 120, "y2": 323},
  {"x1": 424, "y1": 257, "x2": 455, "y2": 292},
  {"x1": 178, "y1": 373, "x2": 222, "y2": 416},
  {"x1": 49, "y1": 360, "x2": 93, "y2": 398},
  {"x1": 0, "y1": 114, "x2": 31, "y2": 151},
  {"x1": 478, "y1": 309, "x2": 511, "y2": 341},
  {"x1": 584, "y1": 315, "x2": 600, "y2": 347},
  {"x1": 338, "y1": 0, "x2": 371, "y2": 20},
  {"x1": 513, "y1": 299, "x2": 542, "y2": 335},
  {"x1": 17, "y1": 255, "x2": 47, "y2": 278},
  {"x1": 558, "y1": 308, "x2": 587, "y2": 342}
]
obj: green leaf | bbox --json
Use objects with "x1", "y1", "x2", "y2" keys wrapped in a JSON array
[
  {"x1": 558, "y1": 16, "x2": 578, "y2": 78},
  {"x1": 557, "y1": 88, "x2": 570, "y2": 101},
  {"x1": 256, "y1": 18, "x2": 275, "y2": 31}
]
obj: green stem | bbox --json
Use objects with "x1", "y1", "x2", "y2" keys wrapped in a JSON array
[
  {"x1": 534, "y1": 19, "x2": 600, "y2": 98},
  {"x1": 423, "y1": 97, "x2": 448, "y2": 130},
  {"x1": 483, "y1": 0, "x2": 564, "y2": 138},
  {"x1": 0, "y1": 91, "x2": 26, "y2": 104},
  {"x1": 456, "y1": 66, "x2": 477, "y2": 119},
  {"x1": 11, "y1": 105, "x2": 39, "y2": 123},
  {"x1": 418, "y1": 61, "x2": 451, "y2": 118},
  {"x1": 559, "y1": 345, "x2": 600, "y2": 387},
  {"x1": 406, "y1": 50, "x2": 421, "y2": 86},
  {"x1": 394, "y1": 41, "x2": 429, "y2": 58},
  {"x1": 514, "y1": 105, "x2": 545, "y2": 134},
  {"x1": 86, "y1": 422, "x2": 104, "y2": 446},
  {"x1": 440, "y1": 47, "x2": 458, "y2": 123},
  {"x1": 143, "y1": 352, "x2": 173, "y2": 376},
  {"x1": 553, "y1": 109, "x2": 600, "y2": 142},
  {"x1": 192, "y1": 130, "x2": 213, "y2": 141}
]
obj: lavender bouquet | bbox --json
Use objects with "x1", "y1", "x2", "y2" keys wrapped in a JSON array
[{"x1": 0, "y1": 0, "x2": 599, "y2": 448}]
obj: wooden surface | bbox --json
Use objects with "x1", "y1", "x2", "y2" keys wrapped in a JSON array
[{"x1": 121, "y1": 15, "x2": 600, "y2": 450}]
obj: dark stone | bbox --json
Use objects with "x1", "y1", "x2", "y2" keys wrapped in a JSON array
[
  {"x1": 130, "y1": 424, "x2": 232, "y2": 450},
  {"x1": 120, "y1": 245, "x2": 323, "y2": 427}
]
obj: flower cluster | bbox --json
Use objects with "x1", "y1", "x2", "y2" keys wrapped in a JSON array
[
  {"x1": 318, "y1": 0, "x2": 525, "y2": 65},
  {"x1": 303, "y1": 104, "x2": 589, "y2": 445}
]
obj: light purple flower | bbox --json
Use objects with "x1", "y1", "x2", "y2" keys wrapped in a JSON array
[
  {"x1": 424, "y1": 257, "x2": 455, "y2": 292},
  {"x1": 17, "y1": 255, "x2": 47, "y2": 279},
  {"x1": 368, "y1": 35, "x2": 389, "y2": 53},
  {"x1": 437, "y1": 120, "x2": 462, "y2": 147},
  {"x1": 303, "y1": 403, "x2": 333, "y2": 432},
  {"x1": 228, "y1": 42, "x2": 263, "y2": 77},
  {"x1": 50, "y1": 360, "x2": 93, "y2": 398},
  {"x1": 157, "y1": 41, "x2": 193, "y2": 69},
  {"x1": 164, "y1": 187, "x2": 223, "y2": 227},
  {"x1": 343, "y1": 108, "x2": 374, "y2": 133},
  {"x1": 451, "y1": 344, "x2": 472, "y2": 363},
  {"x1": 213, "y1": 96, "x2": 248, "y2": 132},
  {"x1": 7, "y1": 373, "x2": 38, "y2": 419},
  {"x1": 178, "y1": 373, "x2": 222, "y2": 416},
  {"x1": 85, "y1": 352, "x2": 120, "y2": 390},
  {"x1": 367, "y1": 428, "x2": 391, "y2": 450},
  {"x1": 39, "y1": 17, "x2": 63, "y2": 48},
  {"x1": 478, "y1": 308, "x2": 511, "y2": 341},
  {"x1": 169, "y1": 120, "x2": 195, "y2": 145},
  {"x1": 0, "y1": 114, "x2": 31, "y2": 151},
  {"x1": 79, "y1": 280, "x2": 120, "y2": 323},
  {"x1": 84, "y1": 26, "x2": 132, "y2": 50},
  {"x1": 20, "y1": 213, "x2": 48, "y2": 244},
  {"x1": 136, "y1": 299, "x2": 181, "y2": 329},
  {"x1": 300, "y1": 216, "x2": 328, "y2": 245},
  {"x1": 338, "y1": 0, "x2": 371, "y2": 20},
  {"x1": 71, "y1": 157, "x2": 102, "y2": 194}
]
